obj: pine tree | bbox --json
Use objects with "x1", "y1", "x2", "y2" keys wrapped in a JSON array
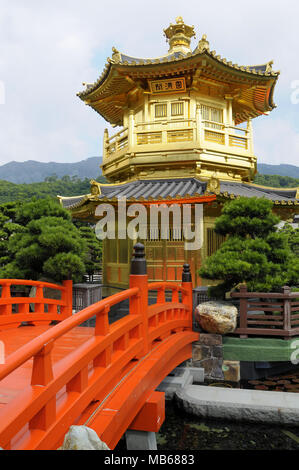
[
  {"x1": 278, "y1": 223, "x2": 299, "y2": 287},
  {"x1": 0, "y1": 198, "x2": 86, "y2": 282},
  {"x1": 199, "y1": 197, "x2": 295, "y2": 298},
  {"x1": 0, "y1": 202, "x2": 25, "y2": 268},
  {"x1": 78, "y1": 225, "x2": 102, "y2": 279}
]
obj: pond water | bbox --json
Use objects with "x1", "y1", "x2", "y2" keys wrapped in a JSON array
[
  {"x1": 156, "y1": 402, "x2": 299, "y2": 451},
  {"x1": 115, "y1": 368, "x2": 299, "y2": 451}
]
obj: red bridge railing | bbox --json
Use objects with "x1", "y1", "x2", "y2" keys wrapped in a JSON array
[
  {"x1": 0, "y1": 279, "x2": 73, "y2": 329},
  {"x1": 0, "y1": 244, "x2": 196, "y2": 450}
]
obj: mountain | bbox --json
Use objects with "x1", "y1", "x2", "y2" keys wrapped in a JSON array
[
  {"x1": 0, "y1": 157, "x2": 102, "y2": 184},
  {"x1": 257, "y1": 163, "x2": 299, "y2": 178},
  {"x1": 0, "y1": 157, "x2": 298, "y2": 184}
]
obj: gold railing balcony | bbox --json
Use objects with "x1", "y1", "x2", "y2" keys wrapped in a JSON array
[
  {"x1": 203, "y1": 120, "x2": 249, "y2": 150},
  {"x1": 103, "y1": 117, "x2": 253, "y2": 161},
  {"x1": 106, "y1": 127, "x2": 128, "y2": 156}
]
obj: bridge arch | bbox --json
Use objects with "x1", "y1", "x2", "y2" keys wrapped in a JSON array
[{"x1": 0, "y1": 244, "x2": 198, "y2": 450}]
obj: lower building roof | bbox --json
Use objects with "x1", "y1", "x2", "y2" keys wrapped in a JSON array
[
  {"x1": 220, "y1": 181, "x2": 298, "y2": 203},
  {"x1": 59, "y1": 177, "x2": 299, "y2": 211}
]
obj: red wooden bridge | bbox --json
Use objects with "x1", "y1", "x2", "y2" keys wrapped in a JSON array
[{"x1": 0, "y1": 244, "x2": 198, "y2": 450}]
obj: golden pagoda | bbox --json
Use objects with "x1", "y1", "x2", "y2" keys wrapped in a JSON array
[{"x1": 60, "y1": 17, "x2": 299, "y2": 291}]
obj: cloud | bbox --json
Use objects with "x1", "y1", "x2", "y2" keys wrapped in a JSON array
[
  {"x1": 254, "y1": 117, "x2": 299, "y2": 166},
  {"x1": 0, "y1": 0, "x2": 298, "y2": 167}
]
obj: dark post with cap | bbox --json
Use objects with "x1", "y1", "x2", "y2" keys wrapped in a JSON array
[
  {"x1": 129, "y1": 243, "x2": 149, "y2": 356},
  {"x1": 130, "y1": 242, "x2": 147, "y2": 275},
  {"x1": 181, "y1": 263, "x2": 193, "y2": 330},
  {"x1": 182, "y1": 263, "x2": 192, "y2": 283}
]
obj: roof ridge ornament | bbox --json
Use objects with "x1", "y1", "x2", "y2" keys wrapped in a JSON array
[
  {"x1": 196, "y1": 34, "x2": 210, "y2": 53},
  {"x1": 90, "y1": 179, "x2": 101, "y2": 196},
  {"x1": 266, "y1": 60, "x2": 273, "y2": 72},
  {"x1": 207, "y1": 176, "x2": 220, "y2": 195},
  {"x1": 111, "y1": 47, "x2": 121, "y2": 64}
]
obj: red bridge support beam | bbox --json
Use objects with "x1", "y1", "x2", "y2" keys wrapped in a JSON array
[{"x1": 128, "y1": 391, "x2": 165, "y2": 433}]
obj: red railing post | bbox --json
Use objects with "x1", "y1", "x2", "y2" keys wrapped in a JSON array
[
  {"x1": 0, "y1": 282, "x2": 12, "y2": 315},
  {"x1": 181, "y1": 264, "x2": 193, "y2": 330},
  {"x1": 34, "y1": 284, "x2": 45, "y2": 314},
  {"x1": 61, "y1": 280, "x2": 73, "y2": 317},
  {"x1": 31, "y1": 340, "x2": 54, "y2": 386},
  {"x1": 95, "y1": 304, "x2": 110, "y2": 336},
  {"x1": 129, "y1": 243, "x2": 149, "y2": 356}
]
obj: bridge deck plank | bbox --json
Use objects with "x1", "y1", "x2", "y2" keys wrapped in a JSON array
[{"x1": 0, "y1": 324, "x2": 94, "y2": 408}]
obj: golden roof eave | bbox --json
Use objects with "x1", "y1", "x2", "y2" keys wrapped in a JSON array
[
  {"x1": 78, "y1": 49, "x2": 279, "y2": 100},
  {"x1": 77, "y1": 47, "x2": 279, "y2": 126}
]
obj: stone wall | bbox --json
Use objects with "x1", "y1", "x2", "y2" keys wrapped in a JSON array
[{"x1": 190, "y1": 333, "x2": 240, "y2": 382}]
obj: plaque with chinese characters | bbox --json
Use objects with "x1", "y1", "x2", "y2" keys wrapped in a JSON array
[{"x1": 149, "y1": 77, "x2": 186, "y2": 95}]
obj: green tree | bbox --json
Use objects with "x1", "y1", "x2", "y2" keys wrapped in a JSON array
[
  {"x1": 278, "y1": 223, "x2": 299, "y2": 287},
  {"x1": 44, "y1": 173, "x2": 58, "y2": 183},
  {"x1": 0, "y1": 199, "x2": 86, "y2": 282},
  {"x1": 279, "y1": 223, "x2": 299, "y2": 256},
  {"x1": 199, "y1": 197, "x2": 295, "y2": 298},
  {"x1": 254, "y1": 172, "x2": 299, "y2": 188},
  {"x1": 0, "y1": 176, "x2": 93, "y2": 204},
  {"x1": 77, "y1": 225, "x2": 102, "y2": 278},
  {"x1": 0, "y1": 202, "x2": 25, "y2": 268}
]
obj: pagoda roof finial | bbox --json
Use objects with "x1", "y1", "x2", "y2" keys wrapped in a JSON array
[
  {"x1": 175, "y1": 16, "x2": 184, "y2": 24},
  {"x1": 195, "y1": 33, "x2": 210, "y2": 53},
  {"x1": 163, "y1": 17, "x2": 195, "y2": 54}
]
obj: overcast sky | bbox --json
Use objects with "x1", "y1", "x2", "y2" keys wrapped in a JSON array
[{"x1": 0, "y1": 0, "x2": 298, "y2": 167}]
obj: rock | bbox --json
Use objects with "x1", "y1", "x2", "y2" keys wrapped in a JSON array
[
  {"x1": 58, "y1": 425, "x2": 110, "y2": 450},
  {"x1": 200, "y1": 358, "x2": 224, "y2": 379},
  {"x1": 199, "y1": 333, "x2": 222, "y2": 346},
  {"x1": 192, "y1": 344, "x2": 211, "y2": 361},
  {"x1": 194, "y1": 301, "x2": 237, "y2": 334},
  {"x1": 222, "y1": 360, "x2": 240, "y2": 382}
]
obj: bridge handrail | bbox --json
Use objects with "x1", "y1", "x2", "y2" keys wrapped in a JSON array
[
  {"x1": 148, "y1": 282, "x2": 189, "y2": 295},
  {"x1": 0, "y1": 279, "x2": 67, "y2": 290},
  {"x1": 148, "y1": 281, "x2": 188, "y2": 295},
  {"x1": 0, "y1": 279, "x2": 73, "y2": 326},
  {"x1": 0, "y1": 244, "x2": 195, "y2": 450},
  {"x1": 0, "y1": 287, "x2": 139, "y2": 382}
]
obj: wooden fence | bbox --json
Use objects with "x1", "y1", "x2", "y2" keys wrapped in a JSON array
[{"x1": 231, "y1": 284, "x2": 299, "y2": 339}]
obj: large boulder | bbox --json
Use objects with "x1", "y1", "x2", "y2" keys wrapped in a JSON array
[
  {"x1": 58, "y1": 425, "x2": 110, "y2": 450},
  {"x1": 194, "y1": 301, "x2": 237, "y2": 334}
]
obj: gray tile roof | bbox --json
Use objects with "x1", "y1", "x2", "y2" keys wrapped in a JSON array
[
  {"x1": 119, "y1": 52, "x2": 271, "y2": 74},
  {"x1": 60, "y1": 178, "x2": 207, "y2": 210},
  {"x1": 220, "y1": 181, "x2": 298, "y2": 202},
  {"x1": 99, "y1": 178, "x2": 207, "y2": 200},
  {"x1": 119, "y1": 52, "x2": 186, "y2": 64},
  {"x1": 59, "y1": 195, "x2": 87, "y2": 209},
  {"x1": 59, "y1": 178, "x2": 298, "y2": 210}
]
